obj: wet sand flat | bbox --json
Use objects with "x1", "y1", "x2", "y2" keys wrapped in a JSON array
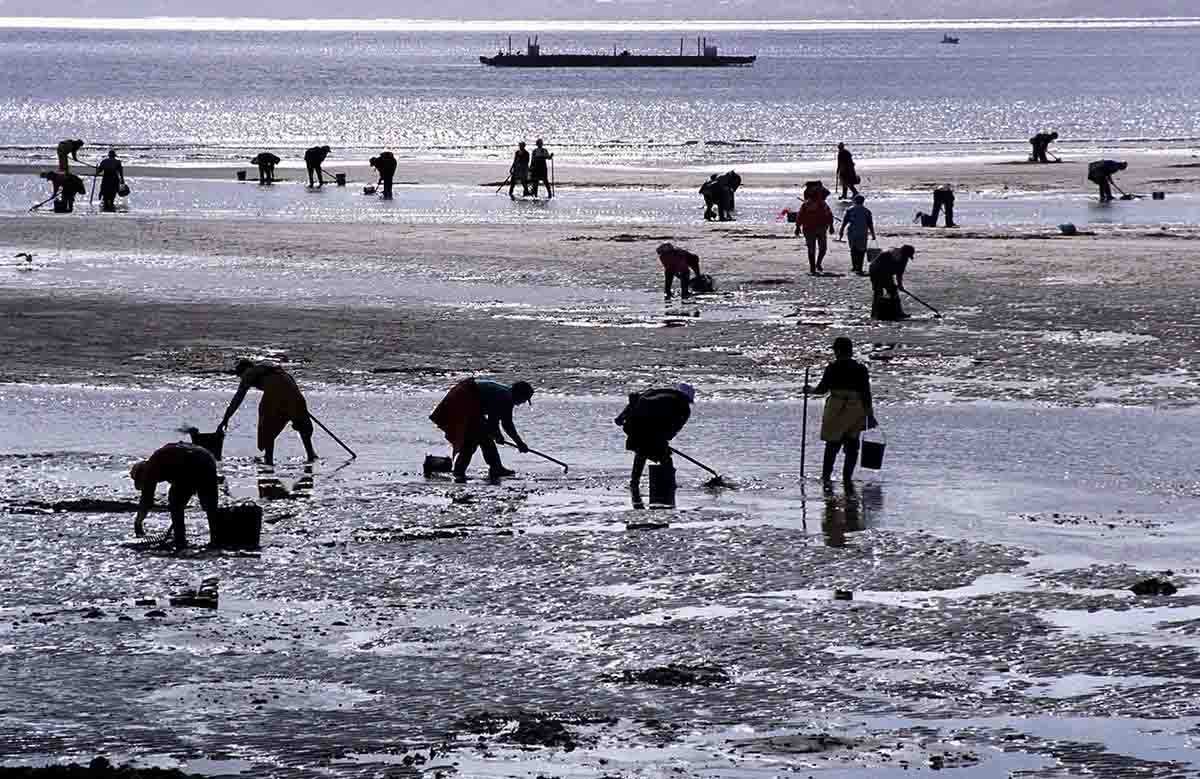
[{"x1": 2, "y1": 156, "x2": 1200, "y2": 776}]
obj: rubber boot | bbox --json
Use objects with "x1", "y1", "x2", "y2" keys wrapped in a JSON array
[{"x1": 821, "y1": 442, "x2": 839, "y2": 482}]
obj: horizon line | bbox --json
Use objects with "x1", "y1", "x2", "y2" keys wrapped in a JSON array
[{"x1": 1, "y1": 15, "x2": 1199, "y2": 32}]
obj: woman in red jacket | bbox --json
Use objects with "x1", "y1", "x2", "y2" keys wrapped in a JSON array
[{"x1": 794, "y1": 182, "x2": 834, "y2": 275}]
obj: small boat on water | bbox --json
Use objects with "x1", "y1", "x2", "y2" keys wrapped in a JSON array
[
  {"x1": 480, "y1": 36, "x2": 756, "y2": 68},
  {"x1": 941, "y1": 34, "x2": 960, "y2": 44}
]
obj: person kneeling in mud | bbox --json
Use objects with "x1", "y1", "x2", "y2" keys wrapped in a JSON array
[
  {"x1": 430, "y1": 378, "x2": 534, "y2": 483},
  {"x1": 219, "y1": 359, "x2": 317, "y2": 466},
  {"x1": 615, "y1": 383, "x2": 694, "y2": 490},
  {"x1": 656, "y1": 242, "x2": 701, "y2": 301},
  {"x1": 804, "y1": 337, "x2": 877, "y2": 486},
  {"x1": 868, "y1": 244, "x2": 915, "y2": 320},
  {"x1": 130, "y1": 442, "x2": 220, "y2": 549}
]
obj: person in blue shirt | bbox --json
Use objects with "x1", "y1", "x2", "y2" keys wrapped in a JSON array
[
  {"x1": 430, "y1": 378, "x2": 534, "y2": 483},
  {"x1": 838, "y1": 195, "x2": 876, "y2": 275}
]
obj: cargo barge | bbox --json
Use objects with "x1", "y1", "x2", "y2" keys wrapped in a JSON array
[{"x1": 480, "y1": 36, "x2": 756, "y2": 68}]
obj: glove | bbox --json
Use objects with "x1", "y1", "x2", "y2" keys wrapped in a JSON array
[
  {"x1": 517, "y1": 442, "x2": 529, "y2": 454},
  {"x1": 867, "y1": 415, "x2": 879, "y2": 429}
]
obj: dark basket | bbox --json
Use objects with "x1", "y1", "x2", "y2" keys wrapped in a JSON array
[
  {"x1": 210, "y1": 504, "x2": 262, "y2": 549},
  {"x1": 423, "y1": 454, "x2": 452, "y2": 478},
  {"x1": 118, "y1": 184, "x2": 131, "y2": 197},
  {"x1": 187, "y1": 428, "x2": 225, "y2": 460}
]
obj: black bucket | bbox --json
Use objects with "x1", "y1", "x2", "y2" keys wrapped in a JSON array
[
  {"x1": 118, "y1": 184, "x2": 131, "y2": 198},
  {"x1": 334, "y1": 173, "x2": 347, "y2": 186},
  {"x1": 209, "y1": 504, "x2": 262, "y2": 549},
  {"x1": 859, "y1": 431, "x2": 886, "y2": 470},
  {"x1": 648, "y1": 464, "x2": 676, "y2": 507},
  {"x1": 423, "y1": 454, "x2": 452, "y2": 478},
  {"x1": 236, "y1": 170, "x2": 247, "y2": 181},
  {"x1": 691, "y1": 274, "x2": 716, "y2": 294},
  {"x1": 187, "y1": 428, "x2": 225, "y2": 460},
  {"x1": 363, "y1": 185, "x2": 376, "y2": 195}
]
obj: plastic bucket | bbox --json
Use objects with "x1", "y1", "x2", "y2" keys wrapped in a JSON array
[
  {"x1": 236, "y1": 170, "x2": 247, "y2": 181},
  {"x1": 210, "y1": 504, "x2": 262, "y2": 549},
  {"x1": 423, "y1": 454, "x2": 452, "y2": 478},
  {"x1": 859, "y1": 431, "x2": 886, "y2": 470},
  {"x1": 187, "y1": 428, "x2": 225, "y2": 460},
  {"x1": 648, "y1": 464, "x2": 676, "y2": 506},
  {"x1": 334, "y1": 173, "x2": 347, "y2": 186}
]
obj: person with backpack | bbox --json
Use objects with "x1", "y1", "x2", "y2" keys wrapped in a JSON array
[{"x1": 796, "y1": 181, "x2": 834, "y2": 274}]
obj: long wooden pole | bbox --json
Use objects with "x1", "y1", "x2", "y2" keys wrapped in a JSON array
[{"x1": 801, "y1": 366, "x2": 810, "y2": 487}]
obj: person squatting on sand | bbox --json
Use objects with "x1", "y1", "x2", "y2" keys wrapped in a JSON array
[
  {"x1": 430, "y1": 378, "x2": 534, "y2": 483},
  {"x1": 656, "y1": 242, "x2": 702, "y2": 300},
  {"x1": 96, "y1": 150, "x2": 126, "y2": 212},
  {"x1": 804, "y1": 337, "x2": 878, "y2": 485},
  {"x1": 130, "y1": 442, "x2": 220, "y2": 550},
  {"x1": 839, "y1": 194, "x2": 876, "y2": 275},
  {"x1": 529, "y1": 139, "x2": 554, "y2": 198},
  {"x1": 915, "y1": 184, "x2": 956, "y2": 228},
  {"x1": 219, "y1": 360, "x2": 317, "y2": 466},
  {"x1": 796, "y1": 181, "x2": 834, "y2": 275},
  {"x1": 251, "y1": 152, "x2": 280, "y2": 185},
  {"x1": 1088, "y1": 159, "x2": 1127, "y2": 202},
  {"x1": 509, "y1": 141, "x2": 530, "y2": 199},
  {"x1": 370, "y1": 151, "x2": 398, "y2": 200},
  {"x1": 836, "y1": 142, "x2": 860, "y2": 200},
  {"x1": 869, "y1": 244, "x2": 916, "y2": 321},
  {"x1": 304, "y1": 145, "x2": 332, "y2": 188},
  {"x1": 615, "y1": 383, "x2": 694, "y2": 490}
]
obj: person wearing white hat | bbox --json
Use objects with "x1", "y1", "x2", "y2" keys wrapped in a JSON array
[{"x1": 614, "y1": 383, "x2": 695, "y2": 488}]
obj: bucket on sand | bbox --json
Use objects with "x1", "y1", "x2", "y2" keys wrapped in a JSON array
[
  {"x1": 648, "y1": 464, "x2": 677, "y2": 507},
  {"x1": 691, "y1": 274, "x2": 716, "y2": 294},
  {"x1": 209, "y1": 504, "x2": 262, "y2": 549},
  {"x1": 423, "y1": 454, "x2": 453, "y2": 478},
  {"x1": 334, "y1": 173, "x2": 347, "y2": 186},
  {"x1": 236, "y1": 170, "x2": 247, "y2": 181},
  {"x1": 363, "y1": 185, "x2": 377, "y2": 195},
  {"x1": 859, "y1": 430, "x2": 886, "y2": 470},
  {"x1": 1152, "y1": 191, "x2": 1166, "y2": 200},
  {"x1": 186, "y1": 428, "x2": 225, "y2": 460}
]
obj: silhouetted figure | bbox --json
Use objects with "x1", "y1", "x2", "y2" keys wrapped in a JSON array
[
  {"x1": 529, "y1": 138, "x2": 553, "y2": 198},
  {"x1": 656, "y1": 242, "x2": 701, "y2": 300},
  {"x1": 370, "y1": 151, "x2": 398, "y2": 200},
  {"x1": 509, "y1": 141, "x2": 530, "y2": 199},
  {"x1": 96, "y1": 150, "x2": 125, "y2": 212},
  {"x1": 40, "y1": 171, "x2": 86, "y2": 213},
  {"x1": 836, "y1": 142, "x2": 860, "y2": 199},
  {"x1": 916, "y1": 185, "x2": 956, "y2": 227},
  {"x1": 822, "y1": 490, "x2": 866, "y2": 548},
  {"x1": 803, "y1": 337, "x2": 877, "y2": 485},
  {"x1": 869, "y1": 244, "x2": 915, "y2": 320},
  {"x1": 304, "y1": 145, "x2": 332, "y2": 188},
  {"x1": 219, "y1": 360, "x2": 317, "y2": 466},
  {"x1": 430, "y1": 378, "x2": 533, "y2": 483},
  {"x1": 700, "y1": 170, "x2": 741, "y2": 221},
  {"x1": 56, "y1": 139, "x2": 84, "y2": 173},
  {"x1": 796, "y1": 180, "x2": 834, "y2": 274},
  {"x1": 615, "y1": 383, "x2": 694, "y2": 489},
  {"x1": 839, "y1": 194, "x2": 876, "y2": 275},
  {"x1": 130, "y1": 442, "x2": 220, "y2": 550},
  {"x1": 1029, "y1": 131, "x2": 1058, "y2": 163},
  {"x1": 251, "y1": 152, "x2": 280, "y2": 185},
  {"x1": 1088, "y1": 159, "x2": 1127, "y2": 202}
]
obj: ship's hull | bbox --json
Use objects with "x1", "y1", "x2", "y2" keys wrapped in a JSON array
[{"x1": 480, "y1": 54, "x2": 756, "y2": 67}]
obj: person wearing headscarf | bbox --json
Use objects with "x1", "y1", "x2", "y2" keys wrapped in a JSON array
[
  {"x1": 804, "y1": 337, "x2": 877, "y2": 484},
  {"x1": 219, "y1": 359, "x2": 317, "y2": 466}
]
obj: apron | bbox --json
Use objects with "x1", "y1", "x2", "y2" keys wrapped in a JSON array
[{"x1": 821, "y1": 390, "x2": 867, "y2": 442}]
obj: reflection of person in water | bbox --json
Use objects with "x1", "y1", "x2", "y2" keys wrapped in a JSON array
[{"x1": 821, "y1": 483, "x2": 881, "y2": 547}]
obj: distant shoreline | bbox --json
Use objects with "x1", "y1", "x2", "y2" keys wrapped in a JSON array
[{"x1": 1, "y1": 16, "x2": 1199, "y2": 32}]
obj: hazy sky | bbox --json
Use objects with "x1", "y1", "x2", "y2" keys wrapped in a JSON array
[{"x1": 0, "y1": 0, "x2": 1192, "y2": 19}]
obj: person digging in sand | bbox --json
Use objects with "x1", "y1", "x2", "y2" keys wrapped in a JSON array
[
  {"x1": 615, "y1": 383, "x2": 694, "y2": 491},
  {"x1": 869, "y1": 244, "x2": 915, "y2": 320},
  {"x1": 804, "y1": 337, "x2": 877, "y2": 486},
  {"x1": 430, "y1": 378, "x2": 534, "y2": 483},
  {"x1": 304, "y1": 145, "x2": 332, "y2": 188},
  {"x1": 1088, "y1": 159, "x2": 1127, "y2": 203},
  {"x1": 130, "y1": 442, "x2": 221, "y2": 550},
  {"x1": 219, "y1": 359, "x2": 318, "y2": 466}
]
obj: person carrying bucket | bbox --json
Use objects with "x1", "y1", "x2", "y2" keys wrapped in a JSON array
[
  {"x1": 129, "y1": 442, "x2": 221, "y2": 550},
  {"x1": 218, "y1": 359, "x2": 318, "y2": 466},
  {"x1": 803, "y1": 337, "x2": 877, "y2": 485},
  {"x1": 96, "y1": 150, "x2": 126, "y2": 212},
  {"x1": 614, "y1": 383, "x2": 694, "y2": 491},
  {"x1": 429, "y1": 378, "x2": 534, "y2": 483}
]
